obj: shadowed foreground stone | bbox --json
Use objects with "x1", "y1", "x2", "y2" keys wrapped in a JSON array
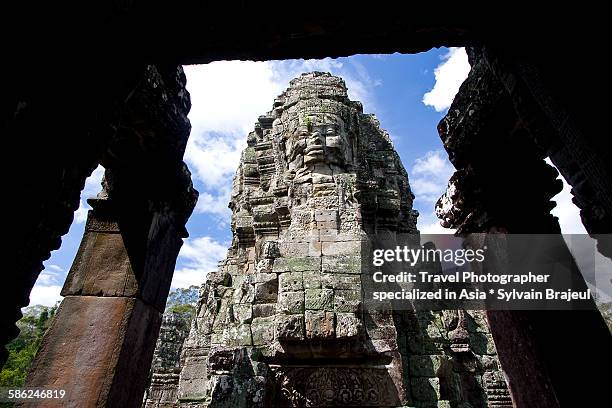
[
  {"x1": 24, "y1": 296, "x2": 161, "y2": 407},
  {"x1": 19, "y1": 65, "x2": 198, "y2": 408}
]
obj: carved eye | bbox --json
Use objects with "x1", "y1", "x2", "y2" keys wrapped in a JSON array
[{"x1": 326, "y1": 128, "x2": 335, "y2": 135}]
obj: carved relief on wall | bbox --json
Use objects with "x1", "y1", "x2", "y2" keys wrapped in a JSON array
[{"x1": 271, "y1": 366, "x2": 400, "y2": 407}]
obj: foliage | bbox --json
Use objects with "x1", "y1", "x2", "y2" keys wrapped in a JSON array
[
  {"x1": 0, "y1": 303, "x2": 58, "y2": 391},
  {"x1": 165, "y1": 285, "x2": 199, "y2": 321},
  {"x1": 597, "y1": 301, "x2": 612, "y2": 333}
]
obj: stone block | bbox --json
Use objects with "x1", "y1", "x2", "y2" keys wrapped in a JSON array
[
  {"x1": 278, "y1": 291, "x2": 305, "y2": 314},
  {"x1": 208, "y1": 348, "x2": 236, "y2": 372},
  {"x1": 275, "y1": 314, "x2": 305, "y2": 340},
  {"x1": 314, "y1": 209, "x2": 338, "y2": 222},
  {"x1": 211, "y1": 301, "x2": 231, "y2": 332},
  {"x1": 279, "y1": 272, "x2": 303, "y2": 292},
  {"x1": 305, "y1": 310, "x2": 335, "y2": 339},
  {"x1": 319, "y1": 228, "x2": 339, "y2": 242},
  {"x1": 210, "y1": 331, "x2": 224, "y2": 345},
  {"x1": 322, "y1": 273, "x2": 361, "y2": 290},
  {"x1": 231, "y1": 304, "x2": 252, "y2": 323},
  {"x1": 251, "y1": 316, "x2": 275, "y2": 346},
  {"x1": 255, "y1": 258, "x2": 273, "y2": 273},
  {"x1": 272, "y1": 256, "x2": 320, "y2": 273},
  {"x1": 224, "y1": 323, "x2": 252, "y2": 346},
  {"x1": 305, "y1": 288, "x2": 334, "y2": 310},
  {"x1": 308, "y1": 240, "x2": 322, "y2": 257},
  {"x1": 409, "y1": 355, "x2": 444, "y2": 377},
  {"x1": 262, "y1": 240, "x2": 280, "y2": 258},
  {"x1": 177, "y1": 356, "x2": 208, "y2": 401},
  {"x1": 336, "y1": 312, "x2": 361, "y2": 338},
  {"x1": 321, "y1": 240, "x2": 362, "y2": 256},
  {"x1": 411, "y1": 377, "x2": 441, "y2": 402},
  {"x1": 322, "y1": 255, "x2": 362, "y2": 274},
  {"x1": 302, "y1": 271, "x2": 322, "y2": 289},
  {"x1": 252, "y1": 303, "x2": 276, "y2": 318},
  {"x1": 479, "y1": 355, "x2": 499, "y2": 370},
  {"x1": 334, "y1": 289, "x2": 361, "y2": 312},
  {"x1": 316, "y1": 220, "x2": 338, "y2": 229},
  {"x1": 216, "y1": 286, "x2": 234, "y2": 299},
  {"x1": 254, "y1": 272, "x2": 276, "y2": 283},
  {"x1": 366, "y1": 323, "x2": 397, "y2": 340},
  {"x1": 278, "y1": 241, "x2": 309, "y2": 258},
  {"x1": 208, "y1": 272, "x2": 232, "y2": 286},
  {"x1": 253, "y1": 275, "x2": 278, "y2": 304},
  {"x1": 233, "y1": 281, "x2": 255, "y2": 304}
]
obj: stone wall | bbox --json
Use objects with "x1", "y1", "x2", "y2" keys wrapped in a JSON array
[{"x1": 143, "y1": 312, "x2": 191, "y2": 408}]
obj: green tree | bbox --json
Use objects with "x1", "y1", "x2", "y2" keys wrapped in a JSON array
[
  {"x1": 0, "y1": 303, "x2": 58, "y2": 392},
  {"x1": 165, "y1": 286, "x2": 199, "y2": 323}
]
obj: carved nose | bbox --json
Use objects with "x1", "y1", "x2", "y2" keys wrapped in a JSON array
[{"x1": 309, "y1": 132, "x2": 323, "y2": 145}]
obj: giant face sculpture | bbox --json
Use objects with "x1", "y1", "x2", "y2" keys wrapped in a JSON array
[{"x1": 285, "y1": 112, "x2": 354, "y2": 173}]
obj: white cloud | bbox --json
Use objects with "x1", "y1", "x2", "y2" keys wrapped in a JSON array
[
  {"x1": 28, "y1": 166, "x2": 105, "y2": 306},
  {"x1": 411, "y1": 150, "x2": 455, "y2": 203},
  {"x1": 183, "y1": 61, "x2": 283, "y2": 222},
  {"x1": 186, "y1": 135, "x2": 245, "y2": 190},
  {"x1": 420, "y1": 220, "x2": 455, "y2": 234},
  {"x1": 28, "y1": 285, "x2": 63, "y2": 307},
  {"x1": 410, "y1": 150, "x2": 456, "y2": 234},
  {"x1": 546, "y1": 158, "x2": 587, "y2": 234},
  {"x1": 36, "y1": 267, "x2": 63, "y2": 286},
  {"x1": 183, "y1": 59, "x2": 378, "y2": 223},
  {"x1": 172, "y1": 236, "x2": 229, "y2": 288},
  {"x1": 423, "y1": 47, "x2": 471, "y2": 112},
  {"x1": 195, "y1": 189, "x2": 232, "y2": 219},
  {"x1": 417, "y1": 208, "x2": 456, "y2": 235},
  {"x1": 74, "y1": 200, "x2": 89, "y2": 223},
  {"x1": 28, "y1": 263, "x2": 67, "y2": 307},
  {"x1": 552, "y1": 180, "x2": 586, "y2": 234},
  {"x1": 74, "y1": 164, "x2": 105, "y2": 223}
]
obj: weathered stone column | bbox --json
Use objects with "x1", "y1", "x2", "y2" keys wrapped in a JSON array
[
  {"x1": 21, "y1": 65, "x2": 198, "y2": 408},
  {"x1": 436, "y1": 48, "x2": 612, "y2": 407},
  {"x1": 1, "y1": 62, "x2": 150, "y2": 367},
  {"x1": 22, "y1": 169, "x2": 196, "y2": 407}
]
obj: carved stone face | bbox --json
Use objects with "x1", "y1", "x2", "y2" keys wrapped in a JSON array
[{"x1": 285, "y1": 114, "x2": 352, "y2": 170}]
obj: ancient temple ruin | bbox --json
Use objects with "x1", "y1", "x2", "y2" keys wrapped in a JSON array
[
  {"x1": 143, "y1": 312, "x2": 191, "y2": 408},
  {"x1": 6, "y1": 7, "x2": 612, "y2": 407},
  {"x1": 142, "y1": 72, "x2": 511, "y2": 408}
]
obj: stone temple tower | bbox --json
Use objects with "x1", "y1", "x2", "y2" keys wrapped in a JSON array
[{"x1": 167, "y1": 72, "x2": 510, "y2": 408}]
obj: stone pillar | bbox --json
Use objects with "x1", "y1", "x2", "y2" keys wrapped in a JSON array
[
  {"x1": 21, "y1": 185, "x2": 194, "y2": 407},
  {"x1": 480, "y1": 47, "x2": 612, "y2": 259},
  {"x1": 436, "y1": 49, "x2": 612, "y2": 407},
  {"x1": 21, "y1": 64, "x2": 197, "y2": 408},
  {"x1": 1, "y1": 62, "x2": 149, "y2": 367}
]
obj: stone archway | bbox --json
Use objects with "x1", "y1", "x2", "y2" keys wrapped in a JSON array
[{"x1": 3, "y1": 5, "x2": 611, "y2": 407}]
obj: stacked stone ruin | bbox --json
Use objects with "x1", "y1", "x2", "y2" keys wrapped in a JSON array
[
  {"x1": 144, "y1": 312, "x2": 191, "y2": 408},
  {"x1": 143, "y1": 72, "x2": 511, "y2": 408}
]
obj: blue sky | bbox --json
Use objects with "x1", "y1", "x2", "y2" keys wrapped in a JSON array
[{"x1": 29, "y1": 48, "x2": 590, "y2": 306}]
